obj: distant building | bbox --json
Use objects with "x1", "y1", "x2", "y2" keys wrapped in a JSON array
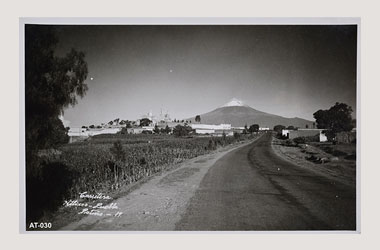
[
  {"x1": 139, "y1": 109, "x2": 172, "y2": 125},
  {"x1": 126, "y1": 126, "x2": 155, "y2": 134},
  {"x1": 282, "y1": 129, "x2": 327, "y2": 142},
  {"x1": 231, "y1": 127, "x2": 245, "y2": 134},
  {"x1": 191, "y1": 124, "x2": 233, "y2": 136},
  {"x1": 68, "y1": 127, "x2": 122, "y2": 143},
  {"x1": 259, "y1": 127, "x2": 270, "y2": 131}
]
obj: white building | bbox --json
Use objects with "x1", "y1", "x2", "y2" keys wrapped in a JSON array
[
  {"x1": 68, "y1": 127, "x2": 122, "y2": 142},
  {"x1": 282, "y1": 129, "x2": 328, "y2": 142},
  {"x1": 191, "y1": 124, "x2": 233, "y2": 136},
  {"x1": 259, "y1": 127, "x2": 270, "y2": 131}
]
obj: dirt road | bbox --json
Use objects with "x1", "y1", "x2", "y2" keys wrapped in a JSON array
[{"x1": 61, "y1": 133, "x2": 356, "y2": 231}]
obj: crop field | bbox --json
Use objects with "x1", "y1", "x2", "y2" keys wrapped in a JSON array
[{"x1": 38, "y1": 134, "x2": 252, "y2": 202}]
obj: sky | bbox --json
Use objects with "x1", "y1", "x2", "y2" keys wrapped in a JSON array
[{"x1": 52, "y1": 25, "x2": 357, "y2": 127}]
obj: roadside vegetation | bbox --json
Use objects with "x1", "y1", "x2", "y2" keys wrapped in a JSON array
[{"x1": 271, "y1": 102, "x2": 356, "y2": 187}]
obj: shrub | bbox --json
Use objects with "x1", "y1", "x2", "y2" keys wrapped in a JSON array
[
  {"x1": 26, "y1": 161, "x2": 78, "y2": 223},
  {"x1": 293, "y1": 137, "x2": 306, "y2": 145}
]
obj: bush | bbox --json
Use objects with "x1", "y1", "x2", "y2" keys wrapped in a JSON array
[
  {"x1": 293, "y1": 137, "x2": 306, "y2": 145},
  {"x1": 285, "y1": 139, "x2": 297, "y2": 147},
  {"x1": 233, "y1": 132, "x2": 241, "y2": 140},
  {"x1": 26, "y1": 161, "x2": 78, "y2": 223}
]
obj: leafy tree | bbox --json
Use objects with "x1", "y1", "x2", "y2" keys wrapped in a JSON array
[
  {"x1": 164, "y1": 125, "x2": 171, "y2": 134},
  {"x1": 249, "y1": 124, "x2": 260, "y2": 133},
  {"x1": 243, "y1": 124, "x2": 248, "y2": 134},
  {"x1": 287, "y1": 125, "x2": 295, "y2": 130},
  {"x1": 273, "y1": 125, "x2": 286, "y2": 134},
  {"x1": 173, "y1": 124, "x2": 193, "y2": 136},
  {"x1": 25, "y1": 25, "x2": 88, "y2": 154},
  {"x1": 139, "y1": 118, "x2": 151, "y2": 127},
  {"x1": 153, "y1": 124, "x2": 160, "y2": 134},
  {"x1": 195, "y1": 115, "x2": 201, "y2": 123},
  {"x1": 25, "y1": 25, "x2": 88, "y2": 222},
  {"x1": 89, "y1": 125, "x2": 95, "y2": 129},
  {"x1": 108, "y1": 120, "x2": 114, "y2": 125},
  {"x1": 125, "y1": 121, "x2": 132, "y2": 128},
  {"x1": 313, "y1": 102, "x2": 354, "y2": 141}
]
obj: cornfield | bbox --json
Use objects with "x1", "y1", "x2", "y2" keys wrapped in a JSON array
[{"x1": 41, "y1": 134, "x2": 254, "y2": 199}]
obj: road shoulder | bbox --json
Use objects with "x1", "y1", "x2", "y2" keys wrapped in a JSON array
[{"x1": 271, "y1": 136, "x2": 355, "y2": 187}]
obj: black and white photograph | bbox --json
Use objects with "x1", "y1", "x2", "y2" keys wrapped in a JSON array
[{"x1": 21, "y1": 20, "x2": 359, "y2": 232}]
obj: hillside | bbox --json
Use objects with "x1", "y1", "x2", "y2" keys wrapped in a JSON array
[{"x1": 187, "y1": 99, "x2": 314, "y2": 129}]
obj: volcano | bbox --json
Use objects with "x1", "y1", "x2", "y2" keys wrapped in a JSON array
[{"x1": 188, "y1": 98, "x2": 314, "y2": 128}]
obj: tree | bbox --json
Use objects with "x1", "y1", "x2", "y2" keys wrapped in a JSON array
[
  {"x1": 249, "y1": 124, "x2": 260, "y2": 133},
  {"x1": 139, "y1": 118, "x2": 151, "y2": 127},
  {"x1": 89, "y1": 125, "x2": 95, "y2": 129},
  {"x1": 195, "y1": 115, "x2": 201, "y2": 123},
  {"x1": 25, "y1": 25, "x2": 88, "y2": 222},
  {"x1": 25, "y1": 25, "x2": 88, "y2": 153},
  {"x1": 287, "y1": 125, "x2": 295, "y2": 130},
  {"x1": 125, "y1": 121, "x2": 132, "y2": 128},
  {"x1": 243, "y1": 124, "x2": 248, "y2": 134},
  {"x1": 173, "y1": 124, "x2": 193, "y2": 137},
  {"x1": 313, "y1": 102, "x2": 354, "y2": 141},
  {"x1": 164, "y1": 125, "x2": 171, "y2": 134},
  {"x1": 273, "y1": 125, "x2": 286, "y2": 134},
  {"x1": 153, "y1": 124, "x2": 160, "y2": 134}
]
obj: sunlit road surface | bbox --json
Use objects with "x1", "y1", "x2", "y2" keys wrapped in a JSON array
[{"x1": 176, "y1": 133, "x2": 356, "y2": 230}]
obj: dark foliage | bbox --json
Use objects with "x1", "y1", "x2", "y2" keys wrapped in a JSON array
[
  {"x1": 153, "y1": 124, "x2": 160, "y2": 134},
  {"x1": 273, "y1": 125, "x2": 286, "y2": 134},
  {"x1": 173, "y1": 124, "x2": 193, "y2": 137},
  {"x1": 195, "y1": 115, "x2": 201, "y2": 123},
  {"x1": 26, "y1": 161, "x2": 78, "y2": 222},
  {"x1": 249, "y1": 124, "x2": 259, "y2": 133},
  {"x1": 313, "y1": 102, "x2": 354, "y2": 141},
  {"x1": 25, "y1": 25, "x2": 88, "y2": 222},
  {"x1": 26, "y1": 25, "x2": 88, "y2": 154},
  {"x1": 139, "y1": 118, "x2": 151, "y2": 127}
]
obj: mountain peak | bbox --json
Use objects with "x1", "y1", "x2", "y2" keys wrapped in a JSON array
[{"x1": 221, "y1": 98, "x2": 247, "y2": 107}]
